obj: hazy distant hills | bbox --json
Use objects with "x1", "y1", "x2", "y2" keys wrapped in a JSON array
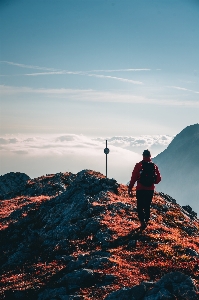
[{"x1": 153, "y1": 124, "x2": 199, "y2": 214}]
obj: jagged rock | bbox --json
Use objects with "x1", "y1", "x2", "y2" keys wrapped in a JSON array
[
  {"x1": 141, "y1": 282, "x2": 156, "y2": 290},
  {"x1": 105, "y1": 284, "x2": 146, "y2": 300},
  {"x1": 144, "y1": 272, "x2": 198, "y2": 300},
  {"x1": 96, "y1": 228, "x2": 113, "y2": 248},
  {"x1": 67, "y1": 258, "x2": 86, "y2": 272},
  {"x1": 82, "y1": 218, "x2": 101, "y2": 235},
  {"x1": 181, "y1": 225, "x2": 198, "y2": 235},
  {"x1": 159, "y1": 193, "x2": 176, "y2": 204},
  {"x1": 0, "y1": 172, "x2": 30, "y2": 199},
  {"x1": 182, "y1": 205, "x2": 197, "y2": 219},
  {"x1": 185, "y1": 248, "x2": 199, "y2": 257},
  {"x1": 126, "y1": 239, "x2": 137, "y2": 249},
  {"x1": 4, "y1": 289, "x2": 36, "y2": 300},
  {"x1": 87, "y1": 256, "x2": 110, "y2": 269},
  {"x1": 38, "y1": 287, "x2": 68, "y2": 300},
  {"x1": 106, "y1": 272, "x2": 198, "y2": 300},
  {"x1": 144, "y1": 289, "x2": 174, "y2": 300},
  {"x1": 57, "y1": 268, "x2": 98, "y2": 291}
]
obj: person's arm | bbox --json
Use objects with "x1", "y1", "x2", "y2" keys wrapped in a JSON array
[
  {"x1": 128, "y1": 163, "x2": 140, "y2": 195},
  {"x1": 155, "y1": 165, "x2": 161, "y2": 184}
]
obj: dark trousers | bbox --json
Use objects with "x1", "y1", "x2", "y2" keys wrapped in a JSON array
[{"x1": 136, "y1": 190, "x2": 154, "y2": 223}]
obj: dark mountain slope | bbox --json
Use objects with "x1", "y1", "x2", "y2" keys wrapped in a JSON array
[
  {"x1": 153, "y1": 124, "x2": 199, "y2": 214},
  {"x1": 0, "y1": 170, "x2": 198, "y2": 299}
]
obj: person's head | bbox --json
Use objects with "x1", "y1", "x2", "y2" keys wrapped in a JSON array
[{"x1": 142, "y1": 149, "x2": 151, "y2": 158}]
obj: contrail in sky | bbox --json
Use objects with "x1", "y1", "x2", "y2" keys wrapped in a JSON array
[
  {"x1": 167, "y1": 85, "x2": 199, "y2": 94},
  {"x1": 0, "y1": 61, "x2": 145, "y2": 85},
  {"x1": 0, "y1": 61, "x2": 151, "y2": 73}
]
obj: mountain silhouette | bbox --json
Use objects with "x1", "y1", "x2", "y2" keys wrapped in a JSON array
[
  {"x1": 0, "y1": 170, "x2": 198, "y2": 299},
  {"x1": 153, "y1": 123, "x2": 199, "y2": 215}
]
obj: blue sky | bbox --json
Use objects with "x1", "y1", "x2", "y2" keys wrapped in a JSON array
[
  {"x1": 1, "y1": 0, "x2": 199, "y2": 135},
  {"x1": 0, "y1": 0, "x2": 199, "y2": 180}
]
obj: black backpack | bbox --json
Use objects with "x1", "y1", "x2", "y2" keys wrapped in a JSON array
[{"x1": 139, "y1": 161, "x2": 156, "y2": 187}]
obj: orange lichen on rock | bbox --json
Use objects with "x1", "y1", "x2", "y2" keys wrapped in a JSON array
[
  {"x1": 0, "y1": 195, "x2": 50, "y2": 230},
  {"x1": 0, "y1": 261, "x2": 65, "y2": 294}
]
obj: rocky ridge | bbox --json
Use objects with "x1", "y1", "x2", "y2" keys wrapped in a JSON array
[{"x1": 0, "y1": 170, "x2": 198, "y2": 299}]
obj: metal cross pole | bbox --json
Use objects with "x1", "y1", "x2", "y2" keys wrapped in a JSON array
[{"x1": 104, "y1": 140, "x2": 110, "y2": 178}]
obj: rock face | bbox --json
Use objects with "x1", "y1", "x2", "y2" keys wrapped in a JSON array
[
  {"x1": 0, "y1": 172, "x2": 30, "y2": 199},
  {"x1": 0, "y1": 169, "x2": 198, "y2": 299},
  {"x1": 153, "y1": 123, "x2": 199, "y2": 215},
  {"x1": 105, "y1": 272, "x2": 198, "y2": 300}
]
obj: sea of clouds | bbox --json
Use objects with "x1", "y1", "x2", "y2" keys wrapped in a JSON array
[{"x1": 0, "y1": 134, "x2": 173, "y2": 184}]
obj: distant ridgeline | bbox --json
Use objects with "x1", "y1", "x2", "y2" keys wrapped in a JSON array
[
  {"x1": 0, "y1": 169, "x2": 198, "y2": 299},
  {"x1": 153, "y1": 123, "x2": 199, "y2": 215}
]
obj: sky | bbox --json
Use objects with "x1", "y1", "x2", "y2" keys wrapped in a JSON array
[{"x1": 0, "y1": 0, "x2": 199, "y2": 182}]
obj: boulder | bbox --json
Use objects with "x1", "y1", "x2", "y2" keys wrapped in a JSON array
[
  {"x1": 144, "y1": 272, "x2": 198, "y2": 300},
  {"x1": 105, "y1": 284, "x2": 146, "y2": 300}
]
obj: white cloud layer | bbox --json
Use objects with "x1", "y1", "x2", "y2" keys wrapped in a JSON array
[
  {"x1": 95, "y1": 135, "x2": 173, "y2": 156},
  {"x1": 0, "y1": 134, "x2": 173, "y2": 183}
]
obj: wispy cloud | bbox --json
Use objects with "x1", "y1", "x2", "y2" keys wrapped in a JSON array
[
  {"x1": 168, "y1": 86, "x2": 199, "y2": 94},
  {"x1": 0, "y1": 61, "x2": 151, "y2": 73},
  {"x1": 25, "y1": 71, "x2": 64, "y2": 76},
  {"x1": 25, "y1": 71, "x2": 82, "y2": 76},
  {"x1": 87, "y1": 68, "x2": 151, "y2": 72},
  {"x1": 86, "y1": 73, "x2": 143, "y2": 84},
  {"x1": 1, "y1": 84, "x2": 199, "y2": 106},
  {"x1": 1, "y1": 61, "x2": 199, "y2": 105},
  {"x1": 24, "y1": 71, "x2": 143, "y2": 84},
  {"x1": 0, "y1": 61, "x2": 144, "y2": 85},
  {"x1": 0, "y1": 85, "x2": 93, "y2": 96},
  {"x1": 0, "y1": 61, "x2": 58, "y2": 71},
  {"x1": 0, "y1": 84, "x2": 144, "y2": 101}
]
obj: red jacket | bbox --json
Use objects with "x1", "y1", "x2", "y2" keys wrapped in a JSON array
[{"x1": 129, "y1": 157, "x2": 161, "y2": 191}]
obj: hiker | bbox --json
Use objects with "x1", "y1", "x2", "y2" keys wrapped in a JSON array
[{"x1": 128, "y1": 149, "x2": 161, "y2": 229}]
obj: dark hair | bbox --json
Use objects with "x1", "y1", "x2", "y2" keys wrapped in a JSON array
[{"x1": 143, "y1": 149, "x2": 151, "y2": 157}]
